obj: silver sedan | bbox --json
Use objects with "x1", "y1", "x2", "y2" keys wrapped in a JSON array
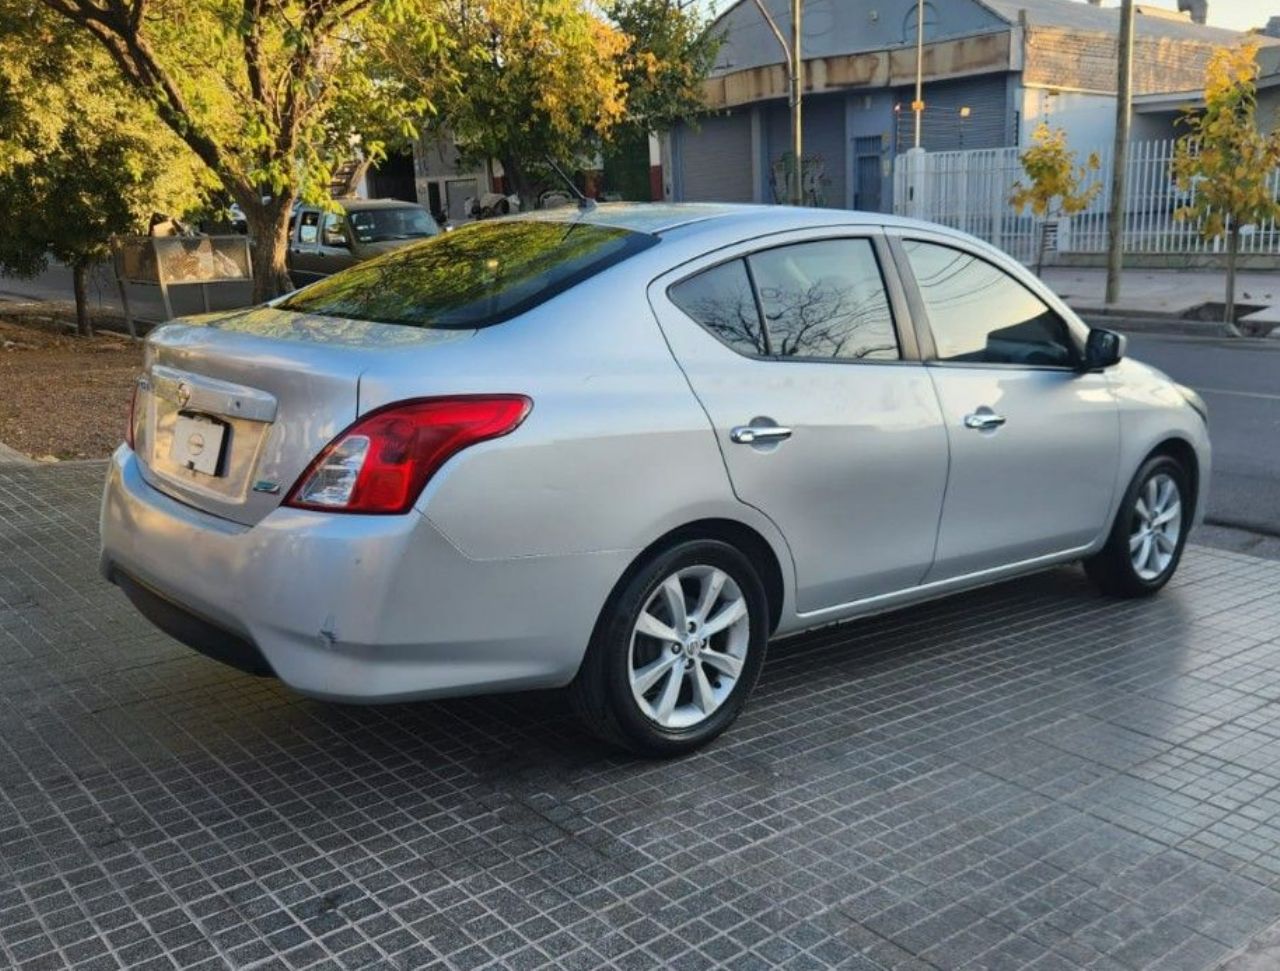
[{"x1": 100, "y1": 203, "x2": 1211, "y2": 755}]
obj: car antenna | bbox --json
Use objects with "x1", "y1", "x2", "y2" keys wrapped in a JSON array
[{"x1": 544, "y1": 156, "x2": 596, "y2": 211}]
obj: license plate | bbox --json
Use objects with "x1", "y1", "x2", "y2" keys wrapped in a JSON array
[{"x1": 170, "y1": 414, "x2": 227, "y2": 476}]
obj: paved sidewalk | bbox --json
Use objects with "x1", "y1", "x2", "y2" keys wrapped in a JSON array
[
  {"x1": 4, "y1": 463, "x2": 1280, "y2": 970},
  {"x1": 1042, "y1": 267, "x2": 1278, "y2": 321}
]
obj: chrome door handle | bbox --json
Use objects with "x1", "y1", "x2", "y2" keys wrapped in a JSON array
[
  {"x1": 731, "y1": 425, "x2": 793, "y2": 444},
  {"x1": 963, "y1": 412, "x2": 1007, "y2": 430}
]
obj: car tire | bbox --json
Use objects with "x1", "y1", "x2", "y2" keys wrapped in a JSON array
[
  {"x1": 1084, "y1": 454, "x2": 1191, "y2": 598},
  {"x1": 570, "y1": 539, "x2": 769, "y2": 757}
]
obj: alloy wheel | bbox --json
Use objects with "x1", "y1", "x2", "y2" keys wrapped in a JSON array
[
  {"x1": 628, "y1": 565, "x2": 751, "y2": 730},
  {"x1": 1129, "y1": 472, "x2": 1182, "y2": 581}
]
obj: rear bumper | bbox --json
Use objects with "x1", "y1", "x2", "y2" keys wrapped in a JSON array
[
  {"x1": 99, "y1": 447, "x2": 629, "y2": 702},
  {"x1": 110, "y1": 569, "x2": 274, "y2": 676}
]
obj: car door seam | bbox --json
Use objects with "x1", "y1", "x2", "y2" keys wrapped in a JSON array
[
  {"x1": 642, "y1": 283, "x2": 802, "y2": 596},
  {"x1": 919, "y1": 365, "x2": 954, "y2": 586}
]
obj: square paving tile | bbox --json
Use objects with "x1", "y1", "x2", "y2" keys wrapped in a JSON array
[{"x1": 2, "y1": 463, "x2": 1280, "y2": 969}]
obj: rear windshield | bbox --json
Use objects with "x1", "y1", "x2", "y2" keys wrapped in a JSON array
[
  {"x1": 349, "y1": 206, "x2": 437, "y2": 243},
  {"x1": 278, "y1": 219, "x2": 657, "y2": 329}
]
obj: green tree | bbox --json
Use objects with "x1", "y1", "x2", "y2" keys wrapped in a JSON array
[
  {"x1": 416, "y1": 0, "x2": 629, "y2": 203},
  {"x1": 30, "y1": 0, "x2": 439, "y2": 301},
  {"x1": 611, "y1": 0, "x2": 721, "y2": 136},
  {"x1": 0, "y1": 9, "x2": 210, "y2": 334},
  {"x1": 384, "y1": 0, "x2": 716, "y2": 205},
  {"x1": 1172, "y1": 42, "x2": 1280, "y2": 335},
  {"x1": 603, "y1": 0, "x2": 718, "y2": 201},
  {"x1": 1010, "y1": 123, "x2": 1102, "y2": 277}
]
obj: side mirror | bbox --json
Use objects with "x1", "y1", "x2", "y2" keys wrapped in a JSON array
[{"x1": 1083, "y1": 328, "x2": 1126, "y2": 370}]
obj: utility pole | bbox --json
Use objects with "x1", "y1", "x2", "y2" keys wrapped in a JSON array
[
  {"x1": 913, "y1": 0, "x2": 925, "y2": 149},
  {"x1": 791, "y1": 0, "x2": 803, "y2": 205},
  {"x1": 1105, "y1": 0, "x2": 1135, "y2": 304},
  {"x1": 751, "y1": 0, "x2": 803, "y2": 205}
]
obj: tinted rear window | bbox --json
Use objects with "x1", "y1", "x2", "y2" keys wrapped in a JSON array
[{"x1": 278, "y1": 219, "x2": 656, "y2": 329}]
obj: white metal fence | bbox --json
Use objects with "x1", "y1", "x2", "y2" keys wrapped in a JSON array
[{"x1": 893, "y1": 139, "x2": 1280, "y2": 264}]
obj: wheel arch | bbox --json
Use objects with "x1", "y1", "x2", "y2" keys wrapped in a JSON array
[
  {"x1": 608, "y1": 518, "x2": 788, "y2": 636},
  {"x1": 1145, "y1": 435, "x2": 1201, "y2": 519}
]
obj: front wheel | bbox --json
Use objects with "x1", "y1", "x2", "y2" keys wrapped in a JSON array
[
  {"x1": 1085, "y1": 455, "x2": 1190, "y2": 598},
  {"x1": 570, "y1": 539, "x2": 769, "y2": 757}
]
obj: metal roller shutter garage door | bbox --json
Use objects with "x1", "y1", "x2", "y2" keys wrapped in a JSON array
[{"x1": 680, "y1": 112, "x2": 754, "y2": 202}]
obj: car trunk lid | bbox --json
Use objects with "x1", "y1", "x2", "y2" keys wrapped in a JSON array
[{"x1": 134, "y1": 306, "x2": 472, "y2": 526}]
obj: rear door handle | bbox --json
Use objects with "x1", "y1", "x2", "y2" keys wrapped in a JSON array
[
  {"x1": 731, "y1": 425, "x2": 793, "y2": 444},
  {"x1": 963, "y1": 412, "x2": 1007, "y2": 430}
]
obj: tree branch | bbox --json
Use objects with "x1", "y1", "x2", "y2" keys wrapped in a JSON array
[
  {"x1": 243, "y1": 0, "x2": 269, "y2": 115},
  {"x1": 35, "y1": 0, "x2": 233, "y2": 184}
]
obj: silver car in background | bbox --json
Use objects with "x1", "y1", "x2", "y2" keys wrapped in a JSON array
[{"x1": 100, "y1": 204, "x2": 1210, "y2": 755}]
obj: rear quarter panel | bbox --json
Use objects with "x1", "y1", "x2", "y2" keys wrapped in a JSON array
[{"x1": 355, "y1": 257, "x2": 797, "y2": 582}]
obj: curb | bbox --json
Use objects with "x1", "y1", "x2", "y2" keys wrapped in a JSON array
[
  {"x1": 1205, "y1": 517, "x2": 1280, "y2": 542},
  {"x1": 1074, "y1": 309, "x2": 1279, "y2": 339},
  {"x1": 1075, "y1": 313, "x2": 1234, "y2": 338}
]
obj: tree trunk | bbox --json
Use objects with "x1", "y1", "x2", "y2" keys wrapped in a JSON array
[
  {"x1": 239, "y1": 193, "x2": 295, "y2": 303},
  {"x1": 1224, "y1": 226, "x2": 1241, "y2": 338},
  {"x1": 1034, "y1": 220, "x2": 1051, "y2": 278},
  {"x1": 502, "y1": 156, "x2": 540, "y2": 211},
  {"x1": 71, "y1": 262, "x2": 93, "y2": 337}
]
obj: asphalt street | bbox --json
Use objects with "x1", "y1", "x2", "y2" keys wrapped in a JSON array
[{"x1": 1126, "y1": 333, "x2": 1280, "y2": 538}]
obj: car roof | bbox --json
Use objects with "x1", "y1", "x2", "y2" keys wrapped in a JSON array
[
  {"x1": 515, "y1": 201, "x2": 951, "y2": 241},
  {"x1": 337, "y1": 198, "x2": 426, "y2": 212},
  {"x1": 511, "y1": 202, "x2": 758, "y2": 234}
]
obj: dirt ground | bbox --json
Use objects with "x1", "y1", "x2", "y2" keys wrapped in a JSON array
[{"x1": 0, "y1": 308, "x2": 142, "y2": 460}]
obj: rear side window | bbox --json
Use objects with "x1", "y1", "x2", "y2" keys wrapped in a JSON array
[
  {"x1": 668, "y1": 259, "x2": 767, "y2": 356},
  {"x1": 278, "y1": 219, "x2": 657, "y2": 329},
  {"x1": 668, "y1": 237, "x2": 900, "y2": 362},
  {"x1": 902, "y1": 241, "x2": 1078, "y2": 367},
  {"x1": 298, "y1": 211, "x2": 320, "y2": 245},
  {"x1": 750, "y1": 239, "x2": 898, "y2": 361}
]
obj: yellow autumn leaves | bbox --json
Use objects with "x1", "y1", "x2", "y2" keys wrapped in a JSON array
[
  {"x1": 1010, "y1": 123, "x2": 1102, "y2": 220},
  {"x1": 1172, "y1": 42, "x2": 1280, "y2": 244}
]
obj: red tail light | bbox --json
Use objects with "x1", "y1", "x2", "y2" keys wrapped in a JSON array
[{"x1": 284, "y1": 396, "x2": 532, "y2": 515}]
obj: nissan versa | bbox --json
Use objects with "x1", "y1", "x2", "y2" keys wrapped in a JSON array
[{"x1": 100, "y1": 203, "x2": 1211, "y2": 755}]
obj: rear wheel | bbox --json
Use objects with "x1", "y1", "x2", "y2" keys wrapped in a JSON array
[
  {"x1": 1085, "y1": 455, "x2": 1189, "y2": 598},
  {"x1": 570, "y1": 539, "x2": 768, "y2": 756}
]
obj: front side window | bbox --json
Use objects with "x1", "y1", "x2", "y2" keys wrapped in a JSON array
[
  {"x1": 278, "y1": 219, "x2": 657, "y2": 329},
  {"x1": 748, "y1": 239, "x2": 899, "y2": 361},
  {"x1": 903, "y1": 241, "x2": 1078, "y2": 367}
]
